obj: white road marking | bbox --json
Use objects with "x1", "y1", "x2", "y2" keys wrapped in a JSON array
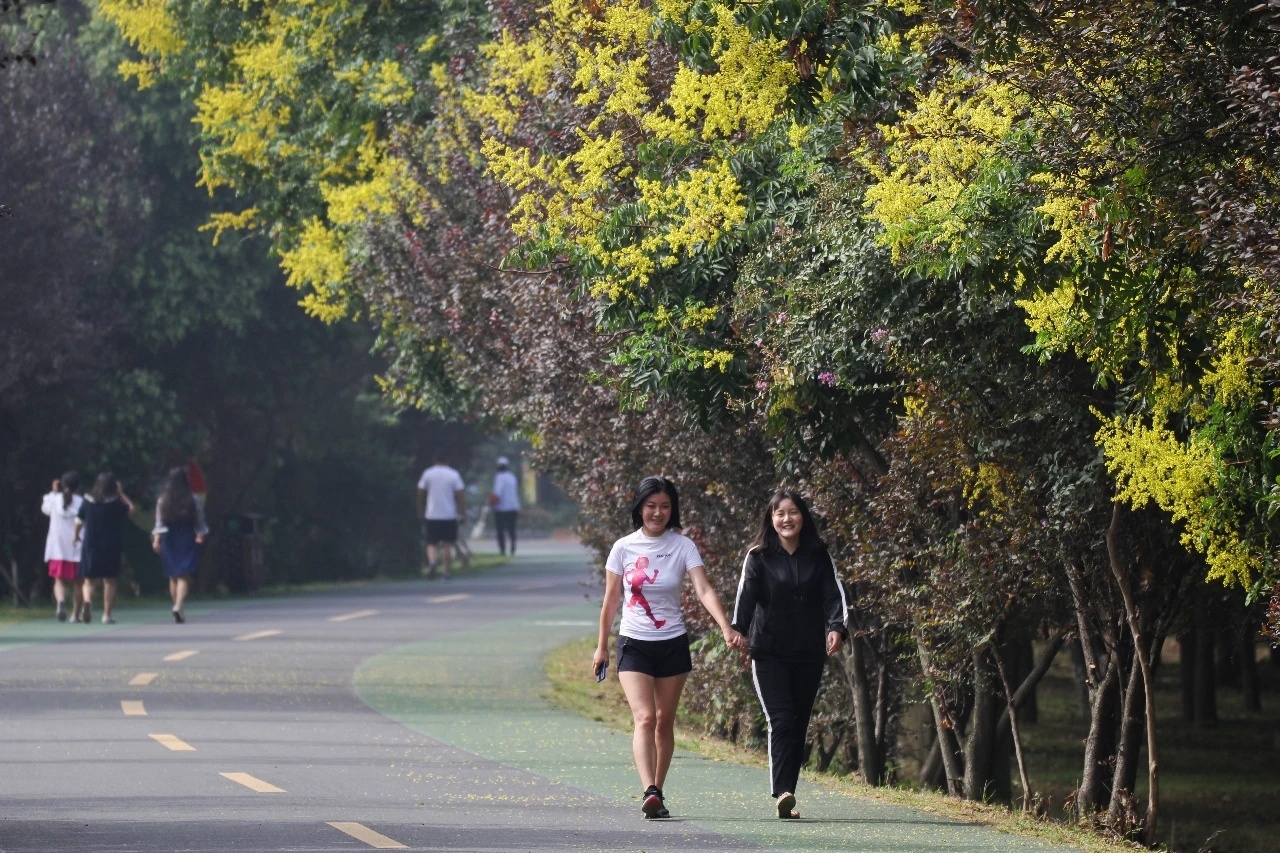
[
  {"x1": 150, "y1": 733, "x2": 195, "y2": 751},
  {"x1": 329, "y1": 609, "x2": 378, "y2": 622},
  {"x1": 531, "y1": 620, "x2": 595, "y2": 627},
  {"x1": 129, "y1": 672, "x2": 158, "y2": 686},
  {"x1": 515, "y1": 580, "x2": 559, "y2": 591},
  {"x1": 121, "y1": 700, "x2": 146, "y2": 716},
  {"x1": 425, "y1": 594, "x2": 470, "y2": 604},
  {"x1": 219, "y1": 772, "x2": 285, "y2": 793},
  {"x1": 233, "y1": 629, "x2": 282, "y2": 642},
  {"x1": 327, "y1": 822, "x2": 408, "y2": 849},
  {"x1": 163, "y1": 650, "x2": 198, "y2": 662}
]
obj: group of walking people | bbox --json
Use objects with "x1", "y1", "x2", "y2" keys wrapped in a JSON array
[
  {"x1": 594, "y1": 477, "x2": 847, "y2": 822},
  {"x1": 42, "y1": 467, "x2": 207, "y2": 624}
]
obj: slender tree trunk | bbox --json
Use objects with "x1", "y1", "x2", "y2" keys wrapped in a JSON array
[
  {"x1": 1077, "y1": 652, "x2": 1120, "y2": 815},
  {"x1": 1241, "y1": 619, "x2": 1262, "y2": 713},
  {"x1": 1067, "y1": 636, "x2": 1092, "y2": 720},
  {"x1": 995, "y1": 631, "x2": 1065, "y2": 742},
  {"x1": 994, "y1": 649, "x2": 1033, "y2": 811},
  {"x1": 844, "y1": 637, "x2": 885, "y2": 785},
  {"x1": 1108, "y1": 649, "x2": 1145, "y2": 824},
  {"x1": 1105, "y1": 504, "x2": 1159, "y2": 847},
  {"x1": 1179, "y1": 631, "x2": 1196, "y2": 721},
  {"x1": 963, "y1": 647, "x2": 999, "y2": 801},
  {"x1": 1194, "y1": 617, "x2": 1219, "y2": 726},
  {"x1": 919, "y1": 641, "x2": 964, "y2": 796},
  {"x1": 919, "y1": 734, "x2": 946, "y2": 790}
]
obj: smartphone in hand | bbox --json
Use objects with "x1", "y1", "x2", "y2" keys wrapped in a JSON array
[{"x1": 595, "y1": 662, "x2": 608, "y2": 683}]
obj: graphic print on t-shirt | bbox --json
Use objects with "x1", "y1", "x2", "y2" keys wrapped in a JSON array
[{"x1": 624, "y1": 556, "x2": 665, "y2": 629}]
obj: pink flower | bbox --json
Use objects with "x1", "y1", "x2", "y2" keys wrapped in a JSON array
[
  {"x1": 818, "y1": 371, "x2": 836, "y2": 387},
  {"x1": 755, "y1": 380, "x2": 769, "y2": 392},
  {"x1": 754, "y1": 338, "x2": 763, "y2": 348},
  {"x1": 870, "y1": 328, "x2": 889, "y2": 343}
]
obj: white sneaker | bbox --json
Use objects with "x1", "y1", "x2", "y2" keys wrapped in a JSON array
[{"x1": 101, "y1": 614, "x2": 116, "y2": 624}]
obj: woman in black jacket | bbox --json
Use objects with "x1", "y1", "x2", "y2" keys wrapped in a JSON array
[{"x1": 731, "y1": 489, "x2": 848, "y2": 819}]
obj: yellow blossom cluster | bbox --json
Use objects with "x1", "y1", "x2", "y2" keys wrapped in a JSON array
[
  {"x1": 1097, "y1": 415, "x2": 1256, "y2": 586},
  {"x1": 472, "y1": 0, "x2": 795, "y2": 300}
]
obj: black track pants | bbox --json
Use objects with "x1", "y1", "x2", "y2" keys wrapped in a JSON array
[
  {"x1": 494, "y1": 510, "x2": 518, "y2": 555},
  {"x1": 751, "y1": 657, "x2": 826, "y2": 797}
]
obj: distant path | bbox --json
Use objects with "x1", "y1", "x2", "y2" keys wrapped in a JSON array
[{"x1": 0, "y1": 538, "x2": 1079, "y2": 851}]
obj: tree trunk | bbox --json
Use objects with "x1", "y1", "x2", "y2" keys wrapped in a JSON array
[
  {"x1": 919, "y1": 641, "x2": 964, "y2": 796},
  {"x1": 1194, "y1": 617, "x2": 1219, "y2": 726},
  {"x1": 995, "y1": 631, "x2": 1065, "y2": 743},
  {"x1": 1108, "y1": 649, "x2": 1145, "y2": 825},
  {"x1": 963, "y1": 647, "x2": 999, "y2": 801},
  {"x1": 1105, "y1": 504, "x2": 1160, "y2": 848},
  {"x1": 1067, "y1": 636, "x2": 1092, "y2": 720},
  {"x1": 994, "y1": 648, "x2": 1032, "y2": 811},
  {"x1": 919, "y1": 734, "x2": 946, "y2": 790},
  {"x1": 1241, "y1": 620, "x2": 1262, "y2": 713},
  {"x1": 1179, "y1": 631, "x2": 1196, "y2": 721},
  {"x1": 844, "y1": 637, "x2": 885, "y2": 785},
  {"x1": 1077, "y1": 653, "x2": 1120, "y2": 815}
]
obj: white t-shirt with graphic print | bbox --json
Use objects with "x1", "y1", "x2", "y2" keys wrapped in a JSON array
[{"x1": 605, "y1": 528, "x2": 703, "y2": 641}]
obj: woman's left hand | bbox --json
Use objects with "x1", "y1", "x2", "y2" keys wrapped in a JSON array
[
  {"x1": 195, "y1": 534, "x2": 205, "y2": 545},
  {"x1": 826, "y1": 631, "x2": 844, "y2": 656},
  {"x1": 722, "y1": 626, "x2": 747, "y2": 652}
]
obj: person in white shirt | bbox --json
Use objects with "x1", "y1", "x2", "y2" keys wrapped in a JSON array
[
  {"x1": 489, "y1": 456, "x2": 521, "y2": 556},
  {"x1": 592, "y1": 476, "x2": 747, "y2": 819},
  {"x1": 41, "y1": 471, "x2": 84, "y2": 622},
  {"x1": 416, "y1": 454, "x2": 466, "y2": 579}
]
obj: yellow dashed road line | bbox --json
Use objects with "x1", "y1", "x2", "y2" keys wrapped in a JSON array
[
  {"x1": 149, "y1": 733, "x2": 195, "y2": 752},
  {"x1": 329, "y1": 609, "x2": 378, "y2": 622},
  {"x1": 233, "y1": 629, "x2": 282, "y2": 642},
  {"x1": 121, "y1": 700, "x2": 146, "y2": 716},
  {"x1": 163, "y1": 650, "x2": 198, "y2": 662},
  {"x1": 129, "y1": 672, "x2": 158, "y2": 686},
  {"x1": 425, "y1": 593, "x2": 470, "y2": 604},
  {"x1": 219, "y1": 772, "x2": 285, "y2": 793},
  {"x1": 326, "y1": 822, "x2": 407, "y2": 849}
]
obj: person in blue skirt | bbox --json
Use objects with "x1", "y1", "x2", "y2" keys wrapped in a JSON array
[{"x1": 151, "y1": 467, "x2": 208, "y2": 623}]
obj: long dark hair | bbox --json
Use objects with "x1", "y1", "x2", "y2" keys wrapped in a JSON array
[
  {"x1": 749, "y1": 489, "x2": 824, "y2": 553},
  {"x1": 158, "y1": 467, "x2": 197, "y2": 525},
  {"x1": 59, "y1": 470, "x2": 80, "y2": 509},
  {"x1": 89, "y1": 472, "x2": 118, "y2": 503},
  {"x1": 630, "y1": 476, "x2": 682, "y2": 530}
]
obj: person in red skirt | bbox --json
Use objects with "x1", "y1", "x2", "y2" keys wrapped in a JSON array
[{"x1": 41, "y1": 471, "x2": 84, "y2": 622}]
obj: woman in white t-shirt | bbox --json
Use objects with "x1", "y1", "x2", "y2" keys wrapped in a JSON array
[{"x1": 592, "y1": 476, "x2": 746, "y2": 819}]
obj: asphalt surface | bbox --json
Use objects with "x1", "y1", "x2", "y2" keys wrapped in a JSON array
[{"x1": 0, "y1": 540, "x2": 1080, "y2": 852}]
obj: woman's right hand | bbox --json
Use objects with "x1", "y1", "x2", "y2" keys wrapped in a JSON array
[
  {"x1": 591, "y1": 645, "x2": 608, "y2": 676},
  {"x1": 151, "y1": 535, "x2": 162, "y2": 554}
]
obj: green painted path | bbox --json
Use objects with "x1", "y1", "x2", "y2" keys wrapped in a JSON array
[{"x1": 356, "y1": 599, "x2": 1082, "y2": 853}]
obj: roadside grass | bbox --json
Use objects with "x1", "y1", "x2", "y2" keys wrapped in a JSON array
[
  {"x1": 543, "y1": 637, "x2": 1131, "y2": 852},
  {"x1": 544, "y1": 635, "x2": 1277, "y2": 853}
]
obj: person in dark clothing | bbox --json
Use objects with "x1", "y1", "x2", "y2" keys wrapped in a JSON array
[
  {"x1": 75, "y1": 472, "x2": 136, "y2": 624},
  {"x1": 731, "y1": 488, "x2": 848, "y2": 819}
]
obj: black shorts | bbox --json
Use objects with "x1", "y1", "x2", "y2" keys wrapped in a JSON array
[
  {"x1": 422, "y1": 519, "x2": 458, "y2": 546},
  {"x1": 617, "y1": 633, "x2": 692, "y2": 678}
]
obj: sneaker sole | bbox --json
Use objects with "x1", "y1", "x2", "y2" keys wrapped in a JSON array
[
  {"x1": 777, "y1": 793, "x2": 797, "y2": 819},
  {"x1": 642, "y1": 793, "x2": 663, "y2": 819}
]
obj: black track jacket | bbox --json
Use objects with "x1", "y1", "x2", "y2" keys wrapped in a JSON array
[{"x1": 730, "y1": 544, "x2": 849, "y2": 661}]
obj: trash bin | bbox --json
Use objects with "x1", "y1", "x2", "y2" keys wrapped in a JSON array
[{"x1": 223, "y1": 513, "x2": 265, "y2": 593}]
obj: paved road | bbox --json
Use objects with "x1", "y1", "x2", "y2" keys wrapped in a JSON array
[{"x1": 0, "y1": 540, "x2": 1078, "y2": 852}]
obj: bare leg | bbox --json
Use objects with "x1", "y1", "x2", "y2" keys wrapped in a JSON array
[
  {"x1": 439, "y1": 542, "x2": 453, "y2": 576},
  {"x1": 652, "y1": 673, "x2": 688, "y2": 789},
  {"x1": 426, "y1": 543, "x2": 438, "y2": 572},
  {"x1": 172, "y1": 576, "x2": 189, "y2": 612},
  {"x1": 81, "y1": 579, "x2": 95, "y2": 622},
  {"x1": 619, "y1": 671, "x2": 659, "y2": 788},
  {"x1": 103, "y1": 578, "x2": 117, "y2": 620},
  {"x1": 53, "y1": 578, "x2": 69, "y2": 605}
]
